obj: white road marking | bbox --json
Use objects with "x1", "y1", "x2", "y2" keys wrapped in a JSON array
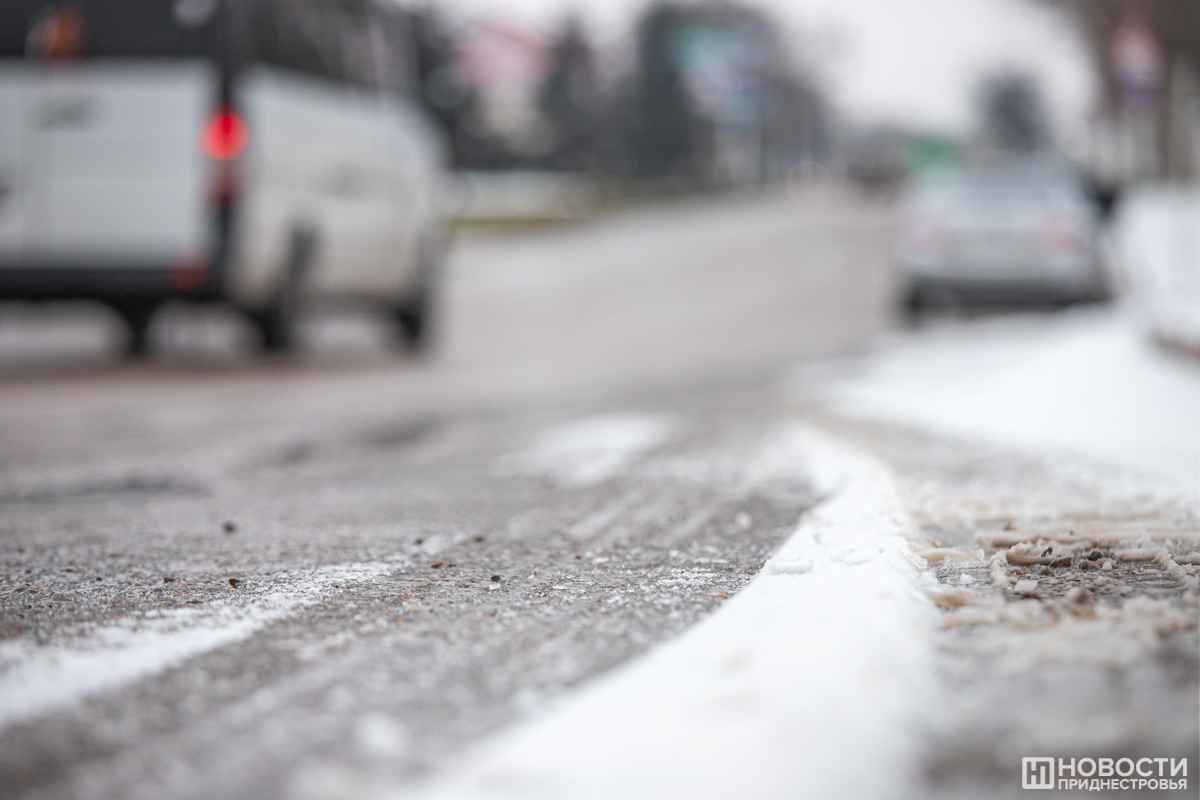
[
  {"x1": 411, "y1": 425, "x2": 939, "y2": 800},
  {"x1": 0, "y1": 564, "x2": 388, "y2": 730}
]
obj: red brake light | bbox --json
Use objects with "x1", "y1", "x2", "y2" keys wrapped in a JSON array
[
  {"x1": 203, "y1": 109, "x2": 248, "y2": 160},
  {"x1": 31, "y1": 6, "x2": 85, "y2": 62}
]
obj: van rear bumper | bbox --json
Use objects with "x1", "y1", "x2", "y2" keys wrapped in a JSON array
[{"x1": 0, "y1": 264, "x2": 221, "y2": 303}]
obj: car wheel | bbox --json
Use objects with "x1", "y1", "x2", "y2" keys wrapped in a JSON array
[{"x1": 902, "y1": 285, "x2": 923, "y2": 323}]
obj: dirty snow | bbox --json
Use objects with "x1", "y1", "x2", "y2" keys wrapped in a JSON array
[
  {"x1": 813, "y1": 310, "x2": 1199, "y2": 497},
  {"x1": 411, "y1": 426, "x2": 937, "y2": 800},
  {"x1": 0, "y1": 564, "x2": 388, "y2": 729}
]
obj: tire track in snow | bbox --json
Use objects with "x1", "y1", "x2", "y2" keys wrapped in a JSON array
[
  {"x1": 0, "y1": 563, "x2": 389, "y2": 730},
  {"x1": 498, "y1": 414, "x2": 673, "y2": 488}
]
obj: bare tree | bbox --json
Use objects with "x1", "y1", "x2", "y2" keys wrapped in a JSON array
[{"x1": 1039, "y1": 0, "x2": 1199, "y2": 180}]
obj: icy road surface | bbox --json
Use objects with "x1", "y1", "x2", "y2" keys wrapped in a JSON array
[
  {"x1": 0, "y1": 193, "x2": 894, "y2": 799},
  {"x1": 1, "y1": 192, "x2": 1196, "y2": 799}
]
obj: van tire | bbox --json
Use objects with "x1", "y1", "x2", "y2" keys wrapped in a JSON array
[
  {"x1": 901, "y1": 285, "x2": 923, "y2": 324},
  {"x1": 393, "y1": 295, "x2": 428, "y2": 351},
  {"x1": 115, "y1": 302, "x2": 157, "y2": 356},
  {"x1": 252, "y1": 227, "x2": 317, "y2": 353},
  {"x1": 392, "y1": 237, "x2": 442, "y2": 353},
  {"x1": 251, "y1": 303, "x2": 294, "y2": 353}
]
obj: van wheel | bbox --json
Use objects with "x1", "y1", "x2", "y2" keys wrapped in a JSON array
[
  {"x1": 251, "y1": 303, "x2": 295, "y2": 352},
  {"x1": 253, "y1": 227, "x2": 317, "y2": 353},
  {"x1": 392, "y1": 237, "x2": 442, "y2": 353},
  {"x1": 393, "y1": 296, "x2": 428, "y2": 352},
  {"x1": 114, "y1": 302, "x2": 157, "y2": 356},
  {"x1": 901, "y1": 286, "x2": 923, "y2": 324}
]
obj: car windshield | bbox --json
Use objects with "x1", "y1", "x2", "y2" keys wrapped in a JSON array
[{"x1": 0, "y1": 0, "x2": 218, "y2": 60}]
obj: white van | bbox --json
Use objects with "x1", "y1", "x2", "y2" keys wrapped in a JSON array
[{"x1": 0, "y1": 0, "x2": 448, "y2": 352}]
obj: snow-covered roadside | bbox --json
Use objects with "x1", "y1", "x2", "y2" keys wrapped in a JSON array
[
  {"x1": 1113, "y1": 186, "x2": 1200, "y2": 353},
  {"x1": 409, "y1": 426, "x2": 938, "y2": 800},
  {"x1": 0, "y1": 563, "x2": 388, "y2": 729},
  {"x1": 807, "y1": 309, "x2": 1199, "y2": 499}
]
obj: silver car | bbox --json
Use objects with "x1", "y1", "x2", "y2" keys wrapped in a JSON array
[{"x1": 895, "y1": 157, "x2": 1107, "y2": 314}]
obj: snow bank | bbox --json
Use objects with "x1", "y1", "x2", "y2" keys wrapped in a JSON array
[
  {"x1": 411, "y1": 426, "x2": 938, "y2": 800},
  {"x1": 1114, "y1": 185, "x2": 1200, "y2": 353},
  {"x1": 819, "y1": 310, "x2": 1200, "y2": 498}
]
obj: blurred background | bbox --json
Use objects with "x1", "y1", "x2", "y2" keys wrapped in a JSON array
[{"x1": 0, "y1": 0, "x2": 1196, "y2": 372}]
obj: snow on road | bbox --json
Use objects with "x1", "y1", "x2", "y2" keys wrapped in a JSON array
[
  {"x1": 501, "y1": 414, "x2": 673, "y2": 487},
  {"x1": 0, "y1": 564, "x2": 389, "y2": 730},
  {"x1": 408, "y1": 310, "x2": 1200, "y2": 800},
  {"x1": 412, "y1": 426, "x2": 938, "y2": 800},
  {"x1": 812, "y1": 309, "x2": 1200, "y2": 498}
]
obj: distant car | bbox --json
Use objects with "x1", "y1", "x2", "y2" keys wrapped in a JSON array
[
  {"x1": 894, "y1": 157, "x2": 1107, "y2": 315},
  {"x1": 0, "y1": 0, "x2": 448, "y2": 353}
]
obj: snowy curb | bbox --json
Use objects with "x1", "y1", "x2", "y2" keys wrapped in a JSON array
[{"x1": 409, "y1": 425, "x2": 939, "y2": 800}]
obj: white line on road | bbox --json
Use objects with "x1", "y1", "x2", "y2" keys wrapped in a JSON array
[
  {"x1": 409, "y1": 425, "x2": 939, "y2": 800},
  {"x1": 0, "y1": 563, "x2": 389, "y2": 730}
]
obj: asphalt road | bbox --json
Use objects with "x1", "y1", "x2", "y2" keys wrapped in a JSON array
[{"x1": 0, "y1": 191, "x2": 897, "y2": 799}]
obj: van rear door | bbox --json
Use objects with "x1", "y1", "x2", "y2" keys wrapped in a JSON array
[
  {"x1": 0, "y1": 73, "x2": 28, "y2": 256},
  {"x1": 0, "y1": 0, "x2": 219, "y2": 270},
  {"x1": 21, "y1": 62, "x2": 213, "y2": 265}
]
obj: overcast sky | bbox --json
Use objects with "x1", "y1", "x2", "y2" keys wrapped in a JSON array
[{"x1": 432, "y1": 0, "x2": 1098, "y2": 138}]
